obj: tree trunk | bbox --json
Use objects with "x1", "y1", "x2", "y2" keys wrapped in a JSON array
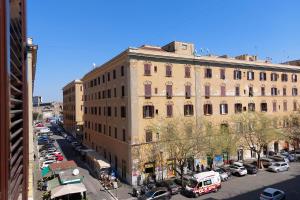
[
  {"x1": 257, "y1": 152, "x2": 261, "y2": 169},
  {"x1": 180, "y1": 164, "x2": 184, "y2": 188}
]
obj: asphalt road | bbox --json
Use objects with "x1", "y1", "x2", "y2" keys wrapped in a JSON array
[
  {"x1": 51, "y1": 126, "x2": 113, "y2": 200},
  {"x1": 172, "y1": 162, "x2": 300, "y2": 200}
]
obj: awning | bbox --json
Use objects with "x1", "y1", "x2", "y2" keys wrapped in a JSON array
[
  {"x1": 51, "y1": 183, "x2": 87, "y2": 199},
  {"x1": 47, "y1": 178, "x2": 60, "y2": 191}
]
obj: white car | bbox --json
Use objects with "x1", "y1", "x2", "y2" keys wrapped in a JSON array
[
  {"x1": 40, "y1": 159, "x2": 56, "y2": 169},
  {"x1": 268, "y1": 162, "x2": 289, "y2": 172},
  {"x1": 229, "y1": 165, "x2": 247, "y2": 176},
  {"x1": 260, "y1": 188, "x2": 285, "y2": 200},
  {"x1": 214, "y1": 168, "x2": 228, "y2": 181}
]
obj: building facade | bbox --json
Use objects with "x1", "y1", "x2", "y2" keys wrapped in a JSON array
[
  {"x1": 69, "y1": 41, "x2": 300, "y2": 185},
  {"x1": 33, "y1": 96, "x2": 42, "y2": 106},
  {"x1": 27, "y1": 37, "x2": 38, "y2": 200},
  {"x1": 62, "y1": 80, "x2": 84, "y2": 140},
  {"x1": 0, "y1": 0, "x2": 29, "y2": 199}
]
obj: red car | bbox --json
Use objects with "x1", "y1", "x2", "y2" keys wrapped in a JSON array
[
  {"x1": 54, "y1": 152, "x2": 62, "y2": 157},
  {"x1": 56, "y1": 155, "x2": 64, "y2": 161}
]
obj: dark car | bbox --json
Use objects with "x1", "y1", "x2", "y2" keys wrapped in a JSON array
[
  {"x1": 156, "y1": 179, "x2": 181, "y2": 195},
  {"x1": 219, "y1": 166, "x2": 232, "y2": 177},
  {"x1": 243, "y1": 163, "x2": 258, "y2": 174},
  {"x1": 173, "y1": 176, "x2": 189, "y2": 188},
  {"x1": 138, "y1": 187, "x2": 171, "y2": 200}
]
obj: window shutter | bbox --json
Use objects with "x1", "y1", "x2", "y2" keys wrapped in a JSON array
[
  {"x1": 221, "y1": 86, "x2": 226, "y2": 96},
  {"x1": 185, "y1": 85, "x2": 191, "y2": 98},
  {"x1": 166, "y1": 65, "x2": 172, "y2": 76},
  {"x1": 185, "y1": 67, "x2": 190, "y2": 77},
  {"x1": 145, "y1": 84, "x2": 151, "y2": 97},
  {"x1": 167, "y1": 105, "x2": 173, "y2": 117},
  {"x1": 166, "y1": 85, "x2": 172, "y2": 97},
  {"x1": 205, "y1": 85, "x2": 210, "y2": 97},
  {"x1": 144, "y1": 64, "x2": 151, "y2": 75}
]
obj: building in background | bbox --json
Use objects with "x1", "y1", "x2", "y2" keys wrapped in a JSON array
[
  {"x1": 65, "y1": 41, "x2": 300, "y2": 185},
  {"x1": 0, "y1": 0, "x2": 29, "y2": 199},
  {"x1": 33, "y1": 101, "x2": 63, "y2": 120},
  {"x1": 62, "y1": 80, "x2": 84, "y2": 141},
  {"x1": 33, "y1": 96, "x2": 42, "y2": 106},
  {"x1": 27, "y1": 37, "x2": 38, "y2": 200}
]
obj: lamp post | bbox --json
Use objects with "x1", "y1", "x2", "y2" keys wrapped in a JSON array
[{"x1": 160, "y1": 151, "x2": 163, "y2": 181}]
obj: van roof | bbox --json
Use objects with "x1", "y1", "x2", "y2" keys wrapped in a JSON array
[{"x1": 193, "y1": 171, "x2": 218, "y2": 181}]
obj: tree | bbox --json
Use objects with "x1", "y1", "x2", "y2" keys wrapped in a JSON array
[
  {"x1": 203, "y1": 121, "x2": 240, "y2": 168},
  {"x1": 232, "y1": 112, "x2": 280, "y2": 168},
  {"x1": 282, "y1": 114, "x2": 300, "y2": 154},
  {"x1": 150, "y1": 117, "x2": 204, "y2": 187}
]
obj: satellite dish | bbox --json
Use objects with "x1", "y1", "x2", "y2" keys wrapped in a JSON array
[{"x1": 73, "y1": 168, "x2": 79, "y2": 176}]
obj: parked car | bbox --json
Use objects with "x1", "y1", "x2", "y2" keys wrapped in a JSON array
[
  {"x1": 268, "y1": 162, "x2": 289, "y2": 173},
  {"x1": 269, "y1": 155, "x2": 289, "y2": 163},
  {"x1": 138, "y1": 187, "x2": 171, "y2": 200},
  {"x1": 260, "y1": 187, "x2": 285, "y2": 200},
  {"x1": 280, "y1": 152, "x2": 295, "y2": 162},
  {"x1": 243, "y1": 163, "x2": 258, "y2": 174},
  {"x1": 56, "y1": 155, "x2": 64, "y2": 161},
  {"x1": 219, "y1": 166, "x2": 232, "y2": 177},
  {"x1": 214, "y1": 168, "x2": 229, "y2": 181},
  {"x1": 156, "y1": 179, "x2": 181, "y2": 195},
  {"x1": 173, "y1": 176, "x2": 190, "y2": 187},
  {"x1": 41, "y1": 159, "x2": 56, "y2": 169},
  {"x1": 229, "y1": 165, "x2": 247, "y2": 176},
  {"x1": 289, "y1": 149, "x2": 300, "y2": 159},
  {"x1": 260, "y1": 158, "x2": 275, "y2": 168}
]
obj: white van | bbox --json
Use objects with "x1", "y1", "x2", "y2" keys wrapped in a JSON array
[{"x1": 185, "y1": 171, "x2": 221, "y2": 197}]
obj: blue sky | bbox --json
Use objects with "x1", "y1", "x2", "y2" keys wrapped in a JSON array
[{"x1": 27, "y1": 0, "x2": 300, "y2": 102}]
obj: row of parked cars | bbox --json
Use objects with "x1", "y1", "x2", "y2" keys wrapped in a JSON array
[{"x1": 36, "y1": 125, "x2": 64, "y2": 169}]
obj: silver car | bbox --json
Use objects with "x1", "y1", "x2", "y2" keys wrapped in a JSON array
[
  {"x1": 267, "y1": 162, "x2": 289, "y2": 172},
  {"x1": 260, "y1": 187, "x2": 285, "y2": 200}
]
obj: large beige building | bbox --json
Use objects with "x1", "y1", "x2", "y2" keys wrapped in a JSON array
[
  {"x1": 66, "y1": 41, "x2": 300, "y2": 185},
  {"x1": 63, "y1": 80, "x2": 84, "y2": 140}
]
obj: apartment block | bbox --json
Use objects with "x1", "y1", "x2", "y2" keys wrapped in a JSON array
[
  {"x1": 63, "y1": 80, "x2": 84, "y2": 140},
  {"x1": 67, "y1": 41, "x2": 300, "y2": 185}
]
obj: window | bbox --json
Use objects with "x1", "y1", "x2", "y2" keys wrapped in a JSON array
[
  {"x1": 250, "y1": 147, "x2": 256, "y2": 158},
  {"x1": 121, "y1": 106, "x2": 126, "y2": 118},
  {"x1": 261, "y1": 87, "x2": 265, "y2": 96},
  {"x1": 247, "y1": 71, "x2": 254, "y2": 80},
  {"x1": 102, "y1": 74, "x2": 105, "y2": 83},
  {"x1": 166, "y1": 85, "x2": 172, "y2": 98},
  {"x1": 121, "y1": 66, "x2": 125, "y2": 76},
  {"x1": 234, "y1": 69, "x2": 242, "y2": 80},
  {"x1": 204, "y1": 68, "x2": 212, "y2": 78},
  {"x1": 113, "y1": 70, "x2": 116, "y2": 79},
  {"x1": 184, "y1": 104, "x2": 194, "y2": 116},
  {"x1": 235, "y1": 86, "x2": 240, "y2": 96},
  {"x1": 107, "y1": 72, "x2": 110, "y2": 81},
  {"x1": 166, "y1": 65, "x2": 172, "y2": 77},
  {"x1": 146, "y1": 130, "x2": 153, "y2": 142},
  {"x1": 248, "y1": 103, "x2": 255, "y2": 112},
  {"x1": 185, "y1": 85, "x2": 191, "y2": 98},
  {"x1": 271, "y1": 87, "x2": 278, "y2": 96},
  {"x1": 205, "y1": 85, "x2": 210, "y2": 98},
  {"x1": 220, "y1": 104, "x2": 228, "y2": 115},
  {"x1": 220, "y1": 69, "x2": 225, "y2": 79},
  {"x1": 144, "y1": 63, "x2": 151, "y2": 75},
  {"x1": 283, "y1": 101, "x2": 287, "y2": 111},
  {"x1": 166, "y1": 104, "x2": 173, "y2": 117},
  {"x1": 107, "y1": 107, "x2": 111, "y2": 116},
  {"x1": 204, "y1": 179, "x2": 212, "y2": 186},
  {"x1": 155, "y1": 88, "x2": 158, "y2": 94},
  {"x1": 185, "y1": 66, "x2": 191, "y2": 78},
  {"x1": 113, "y1": 88, "x2": 117, "y2": 97},
  {"x1": 143, "y1": 105, "x2": 154, "y2": 118},
  {"x1": 271, "y1": 73, "x2": 278, "y2": 81},
  {"x1": 283, "y1": 87, "x2": 287, "y2": 96},
  {"x1": 154, "y1": 66, "x2": 157, "y2": 72},
  {"x1": 220, "y1": 85, "x2": 226, "y2": 96},
  {"x1": 107, "y1": 89, "x2": 111, "y2": 98},
  {"x1": 292, "y1": 74, "x2": 298, "y2": 82},
  {"x1": 293, "y1": 101, "x2": 298, "y2": 111},
  {"x1": 204, "y1": 104, "x2": 213, "y2": 115},
  {"x1": 273, "y1": 102, "x2": 277, "y2": 112},
  {"x1": 114, "y1": 128, "x2": 117, "y2": 139},
  {"x1": 114, "y1": 107, "x2": 117, "y2": 117},
  {"x1": 249, "y1": 86, "x2": 253, "y2": 97},
  {"x1": 292, "y1": 88, "x2": 298, "y2": 96},
  {"x1": 281, "y1": 73, "x2": 288, "y2": 82},
  {"x1": 145, "y1": 84, "x2": 151, "y2": 98},
  {"x1": 121, "y1": 86, "x2": 125, "y2": 97},
  {"x1": 99, "y1": 107, "x2": 101, "y2": 115},
  {"x1": 260, "y1": 72, "x2": 266, "y2": 81},
  {"x1": 261, "y1": 103, "x2": 268, "y2": 112},
  {"x1": 109, "y1": 126, "x2": 111, "y2": 136},
  {"x1": 84, "y1": 107, "x2": 87, "y2": 114},
  {"x1": 122, "y1": 129, "x2": 126, "y2": 141},
  {"x1": 234, "y1": 103, "x2": 242, "y2": 113}
]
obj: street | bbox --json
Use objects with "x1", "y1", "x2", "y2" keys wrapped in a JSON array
[
  {"x1": 47, "y1": 127, "x2": 113, "y2": 200},
  {"x1": 172, "y1": 162, "x2": 300, "y2": 200}
]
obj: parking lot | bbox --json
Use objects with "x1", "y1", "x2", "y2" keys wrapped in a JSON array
[{"x1": 171, "y1": 162, "x2": 300, "y2": 200}]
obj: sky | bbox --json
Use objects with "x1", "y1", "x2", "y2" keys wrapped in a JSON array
[{"x1": 27, "y1": 0, "x2": 300, "y2": 102}]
